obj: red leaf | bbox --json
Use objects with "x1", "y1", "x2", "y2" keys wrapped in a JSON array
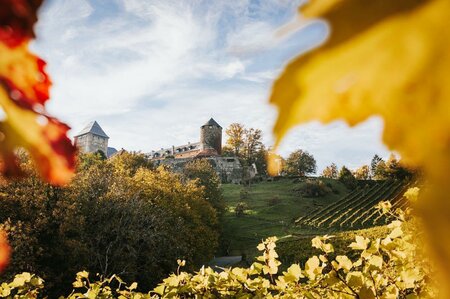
[{"x1": 0, "y1": 0, "x2": 43, "y2": 47}]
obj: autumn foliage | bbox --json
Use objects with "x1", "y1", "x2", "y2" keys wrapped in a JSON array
[
  {"x1": 269, "y1": 0, "x2": 450, "y2": 290},
  {"x1": 0, "y1": 0, "x2": 76, "y2": 185},
  {"x1": 0, "y1": 0, "x2": 78, "y2": 276},
  {"x1": 0, "y1": 0, "x2": 449, "y2": 297}
]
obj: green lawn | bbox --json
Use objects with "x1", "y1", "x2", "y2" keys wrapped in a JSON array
[{"x1": 220, "y1": 178, "x2": 349, "y2": 258}]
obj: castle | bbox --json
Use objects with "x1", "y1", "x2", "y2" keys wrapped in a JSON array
[
  {"x1": 149, "y1": 118, "x2": 222, "y2": 159},
  {"x1": 73, "y1": 121, "x2": 118, "y2": 157},
  {"x1": 74, "y1": 118, "x2": 243, "y2": 183}
]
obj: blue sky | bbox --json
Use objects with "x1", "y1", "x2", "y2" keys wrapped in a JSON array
[{"x1": 31, "y1": 0, "x2": 389, "y2": 171}]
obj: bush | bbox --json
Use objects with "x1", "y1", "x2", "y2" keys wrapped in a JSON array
[
  {"x1": 235, "y1": 202, "x2": 249, "y2": 217},
  {"x1": 338, "y1": 166, "x2": 358, "y2": 190},
  {"x1": 298, "y1": 179, "x2": 331, "y2": 197}
]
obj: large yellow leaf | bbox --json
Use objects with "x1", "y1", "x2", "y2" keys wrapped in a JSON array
[{"x1": 270, "y1": 0, "x2": 450, "y2": 286}]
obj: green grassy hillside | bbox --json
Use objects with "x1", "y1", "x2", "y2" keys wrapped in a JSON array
[
  {"x1": 220, "y1": 177, "x2": 411, "y2": 262},
  {"x1": 220, "y1": 178, "x2": 349, "y2": 257}
]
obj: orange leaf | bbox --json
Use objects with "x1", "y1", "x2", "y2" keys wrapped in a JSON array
[
  {"x1": 0, "y1": 231, "x2": 10, "y2": 272},
  {"x1": 0, "y1": 0, "x2": 77, "y2": 185}
]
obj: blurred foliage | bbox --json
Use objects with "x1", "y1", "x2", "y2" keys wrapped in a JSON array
[
  {"x1": 0, "y1": 0, "x2": 75, "y2": 185},
  {"x1": 269, "y1": 0, "x2": 450, "y2": 285}
]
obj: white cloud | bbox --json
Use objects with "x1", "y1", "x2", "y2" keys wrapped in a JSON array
[
  {"x1": 226, "y1": 21, "x2": 278, "y2": 55},
  {"x1": 31, "y1": 0, "x2": 390, "y2": 170}
]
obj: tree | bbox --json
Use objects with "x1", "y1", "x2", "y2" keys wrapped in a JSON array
[
  {"x1": 285, "y1": 150, "x2": 317, "y2": 176},
  {"x1": 322, "y1": 163, "x2": 338, "y2": 179},
  {"x1": 370, "y1": 155, "x2": 383, "y2": 178},
  {"x1": 0, "y1": 154, "x2": 219, "y2": 296},
  {"x1": 253, "y1": 146, "x2": 270, "y2": 176},
  {"x1": 385, "y1": 154, "x2": 414, "y2": 180},
  {"x1": 183, "y1": 159, "x2": 224, "y2": 214},
  {"x1": 225, "y1": 124, "x2": 264, "y2": 164},
  {"x1": 338, "y1": 166, "x2": 357, "y2": 190},
  {"x1": 109, "y1": 151, "x2": 153, "y2": 176},
  {"x1": 354, "y1": 165, "x2": 370, "y2": 180},
  {"x1": 225, "y1": 123, "x2": 246, "y2": 156},
  {"x1": 242, "y1": 128, "x2": 263, "y2": 164}
]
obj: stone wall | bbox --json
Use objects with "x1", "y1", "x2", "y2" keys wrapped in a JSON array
[
  {"x1": 200, "y1": 125, "x2": 222, "y2": 155},
  {"x1": 75, "y1": 134, "x2": 108, "y2": 155},
  {"x1": 154, "y1": 156, "x2": 243, "y2": 184}
]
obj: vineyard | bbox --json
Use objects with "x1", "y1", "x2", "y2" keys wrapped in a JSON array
[{"x1": 295, "y1": 179, "x2": 412, "y2": 230}]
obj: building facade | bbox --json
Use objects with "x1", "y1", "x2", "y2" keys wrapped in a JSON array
[
  {"x1": 74, "y1": 121, "x2": 117, "y2": 157},
  {"x1": 150, "y1": 118, "x2": 223, "y2": 159},
  {"x1": 75, "y1": 118, "x2": 243, "y2": 183},
  {"x1": 149, "y1": 118, "x2": 243, "y2": 183}
]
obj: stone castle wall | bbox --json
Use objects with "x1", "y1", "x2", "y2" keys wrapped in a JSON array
[
  {"x1": 75, "y1": 134, "x2": 108, "y2": 155},
  {"x1": 200, "y1": 125, "x2": 222, "y2": 155},
  {"x1": 154, "y1": 156, "x2": 243, "y2": 184}
]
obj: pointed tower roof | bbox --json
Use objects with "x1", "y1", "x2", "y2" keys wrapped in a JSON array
[
  {"x1": 75, "y1": 121, "x2": 109, "y2": 138},
  {"x1": 202, "y1": 118, "x2": 221, "y2": 128}
]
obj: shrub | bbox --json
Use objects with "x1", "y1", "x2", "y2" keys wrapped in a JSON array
[
  {"x1": 298, "y1": 179, "x2": 331, "y2": 197},
  {"x1": 338, "y1": 166, "x2": 358, "y2": 190},
  {"x1": 235, "y1": 202, "x2": 249, "y2": 217}
]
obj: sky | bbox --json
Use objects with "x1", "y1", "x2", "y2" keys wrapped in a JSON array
[{"x1": 31, "y1": 0, "x2": 390, "y2": 171}]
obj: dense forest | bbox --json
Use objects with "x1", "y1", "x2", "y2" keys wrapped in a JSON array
[{"x1": 0, "y1": 152, "x2": 223, "y2": 296}]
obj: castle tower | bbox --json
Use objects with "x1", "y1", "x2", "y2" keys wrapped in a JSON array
[
  {"x1": 74, "y1": 121, "x2": 109, "y2": 156},
  {"x1": 200, "y1": 118, "x2": 222, "y2": 155}
]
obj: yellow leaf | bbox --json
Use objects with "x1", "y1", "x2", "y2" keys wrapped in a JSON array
[
  {"x1": 77, "y1": 271, "x2": 89, "y2": 279},
  {"x1": 284, "y1": 264, "x2": 303, "y2": 282},
  {"x1": 359, "y1": 285, "x2": 376, "y2": 299},
  {"x1": 271, "y1": 0, "x2": 450, "y2": 184},
  {"x1": 336, "y1": 255, "x2": 353, "y2": 272},
  {"x1": 129, "y1": 282, "x2": 138, "y2": 291},
  {"x1": 349, "y1": 236, "x2": 370, "y2": 250},
  {"x1": 346, "y1": 271, "x2": 364, "y2": 288},
  {"x1": 270, "y1": 0, "x2": 450, "y2": 286},
  {"x1": 381, "y1": 285, "x2": 399, "y2": 299},
  {"x1": 368, "y1": 255, "x2": 383, "y2": 270},
  {"x1": 388, "y1": 227, "x2": 403, "y2": 239},
  {"x1": 305, "y1": 256, "x2": 321, "y2": 280},
  {"x1": 404, "y1": 187, "x2": 420, "y2": 202}
]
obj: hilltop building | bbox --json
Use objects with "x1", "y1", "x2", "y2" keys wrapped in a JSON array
[
  {"x1": 74, "y1": 121, "x2": 117, "y2": 157},
  {"x1": 74, "y1": 118, "x2": 243, "y2": 183},
  {"x1": 149, "y1": 118, "x2": 243, "y2": 183},
  {"x1": 150, "y1": 118, "x2": 222, "y2": 159}
]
